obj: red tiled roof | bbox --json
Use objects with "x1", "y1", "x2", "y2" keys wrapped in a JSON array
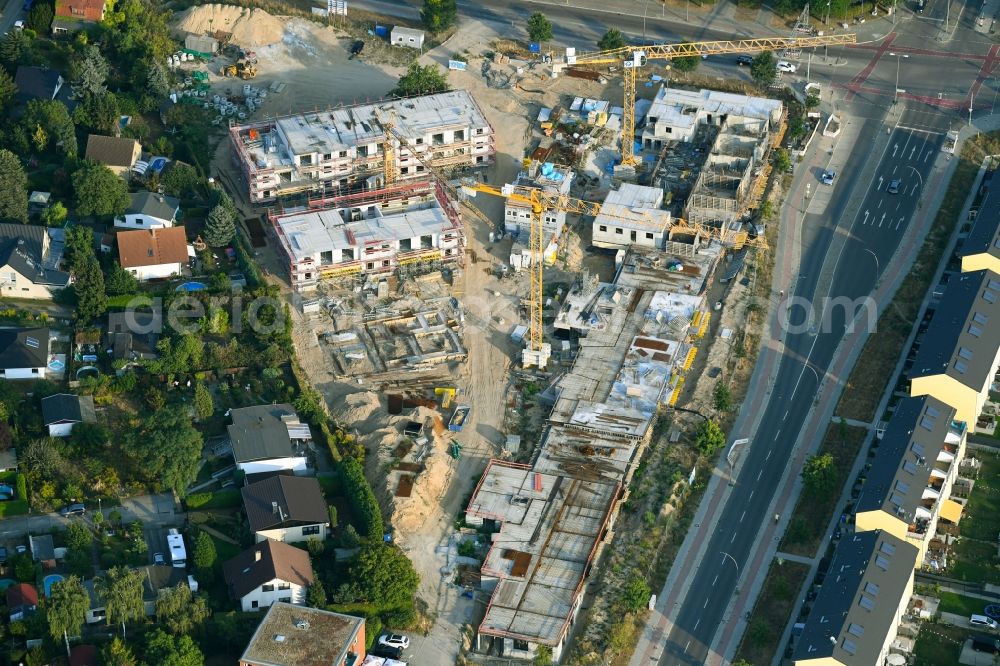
[
  {"x1": 117, "y1": 227, "x2": 188, "y2": 269},
  {"x1": 55, "y1": 0, "x2": 106, "y2": 23}
]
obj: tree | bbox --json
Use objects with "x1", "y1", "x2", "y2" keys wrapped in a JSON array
[
  {"x1": 65, "y1": 226, "x2": 95, "y2": 273},
  {"x1": 694, "y1": 420, "x2": 726, "y2": 456},
  {"x1": 72, "y1": 161, "x2": 129, "y2": 217},
  {"x1": 72, "y1": 91, "x2": 121, "y2": 134},
  {"x1": 534, "y1": 646, "x2": 553, "y2": 666},
  {"x1": 26, "y1": 1, "x2": 53, "y2": 33},
  {"x1": 0, "y1": 31, "x2": 27, "y2": 71},
  {"x1": 193, "y1": 381, "x2": 213, "y2": 420},
  {"x1": 420, "y1": 0, "x2": 456, "y2": 32},
  {"x1": 772, "y1": 147, "x2": 792, "y2": 173},
  {"x1": 160, "y1": 163, "x2": 202, "y2": 198},
  {"x1": 347, "y1": 543, "x2": 420, "y2": 610},
  {"x1": 191, "y1": 530, "x2": 216, "y2": 574},
  {"x1": 0, "y1": 69, "x2": 16, "y2": 114},
  {"x1": 622, "y1": 575, "x2": 650, "y2": 612},
  {"x1": 597, "y1": 28, "x2": 625, "y2": 51},
  {"x1": 526, "y1": 12, "x2": 553, "y2": 43},
  {"x1": 0, "y1": 423, "x2": 11, "y2": 452},
  {"x1": 101, "y1": 638, "x2": 137, "y2": 666},
  {"x1": 306, "y1": 579, "x2": 327, "y2": 608},
  {"x1": 94, "y1": 566, "x2": 145, "y2": 634},
  {"x1": 389, "y1": 62, "x2": 449, "y2": 98},
  {"x1": 155, "y1": 583, "x2": 209, "y2": 635},
  {"x1": 126, "y1": 406, "x2": 203, "y2": 494},
  {"x1": 23, "y1": 99, "x2": 77, "y2": 156},
  {"x1": 802, "y1": 452, "x2": 837, "y2": 498},
  {"x1": 66, "y1": 520, "x2": 94, "y2": 551},
  {"x1": 40, "y1": 201, "x2": 68, "y2": 226},
  {"x1": 74, "y1": 255, "x2": 107, "y2": 321},
  {"x1": 146, "y1": 61, "x2": 169, "y2": 98},
  {"x1": 0, "y1": 150, "x2": 27, "y2": 223},
  {"x1": 672, "y1": 55, "x2": 700, "y2": 73},
  {"x1": 204, "y1": 200, "x2": 236, "y2": 248},
  {"x1": 71, "y1": 45, "x2": 110, "y2": 98},
  {"x1": 713, "y1": 384, "x2": 732, "y2": 412},
  {"x1": 144, "y1": 629, "x2": 205, "y2": 666},
  {"x1": 105, "y1": 262, "x2": 139, "y2": 296},
  {"x1": 46, "y1": 575, "x2": 89, "y2": 653},
  {"x1": 750, "y1": 51, "x2": 777, "y2": 87},
  {"x1": 340, "y1": 457, "x2": 384, "y2": 539}
]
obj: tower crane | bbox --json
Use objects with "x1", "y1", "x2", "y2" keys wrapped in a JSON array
[{"x1": 555, "y1": 33, "x2": 857, "y2": 167}]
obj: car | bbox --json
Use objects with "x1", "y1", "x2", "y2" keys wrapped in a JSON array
[
  {"x1": 736, "y1": 54, "x2": 754, "y2": 66},
  {"x1": 13, "y1": 20, "x2": 24, "y2": 30},
  {"x1": 821, "y1": 170, "x2": 836, "y2": 185},
  {"x1": 153, "y1": 552, "x2": 165, "y2": 565},
  {"x1": 378, "y1": 634, "x2": 410, "y2": 650},
  {"x1": 14, "y1": 545, "x2": 26, "y2": 555},
  {"x1": 887, "y1": 179, "x2": 901, "y2": 194},
  {"x1": 776, "y1": 60, "x2": 797, "y2": 73},
  {"x1": 59, "y1": 503, "x2": 86, "y2": 517},
  {"x1": 973, "y1": 633, "x2": 1000, "y2": 654},
  {"x1": 916, "y1": 0, "x2": 924, "y2": 12},
  {"x1": 370, "y1": 644, "x2": 403, "y2": 660},
  {"x1": 971, "y1": 614, "x2": 998, "y2": 630}
]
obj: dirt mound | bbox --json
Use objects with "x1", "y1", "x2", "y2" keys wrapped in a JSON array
[
  {"x1": 338, "y1": 391, "x2": 383, "y2": 434},
  {"x1": 174, "y1": 4, "x2": 285, "y2": 48}
]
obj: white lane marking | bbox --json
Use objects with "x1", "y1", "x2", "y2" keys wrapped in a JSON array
[
  {"x1": 731, "y1": 531, "x2": 737, "y2": 543},
  {"x1": 877, "y1": 197, "x2": 883, "y2": 209},
  {"x1": 757, "y1": 469, "x2": 763, "y2": 480},
  {"x1": 896, "y1": 217, "x2": 904, "y2": 230},
  {"x1": 863, "y1": 210, "x2": 870, "y2": 225},
  {"x1": 713, "y1": 575, "x2": 719, "y2": 586},
  {"x1": 775, "y1": 429, "x2": 781, "y2": 439},
  {"x1": 749, "y1": 490, "x2": 754, "y2": 500},
  {"x1": 925, "y1": 150, "x2": 932, "y2": 163},
  {"x1": 892, "y1": 165, "x2": 898, "y2": 174},
  {"x1": 892, "y1": 143, "x2": 899, "y2": 157},
  {"x1": 783, "y1": 410, "x2": 789, "y2": 421},
  {"x1": 704, "y1": 597, "x2": 710, "y2": 608},
  {"x1": 685, "y1": 640, "x2": 691, "y2": 653},
  {"x1": 910, "y1": 183, "x2": 918, "y2": 195},
  {"x1": 694, "y1": 618, "x2": 701, "y2": 631},
  {"x1": 879, "y1": 212, "x2": 886, "y2": 227},
  {"x1": 740, "y1": 510, "x2": 747, "y2": 523},
  {"x1": 765, "y1": 449, "x2": 771, "y2": 460},
  {"x1": 909, "y1": 145, "x2": 917, "y2": 160}
]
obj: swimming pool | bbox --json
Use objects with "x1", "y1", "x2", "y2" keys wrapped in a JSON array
[
  {"x1": 43, "y1": 574, "x2": 64, "y2": 597},
  {"x1": 176, "y1": 282, "x2": 207, "y2": 292},
  {"x1": 0, "y1": 483, "x2": 14, "y2": 500},
  {"x1": 149, "y1": 157, "x2": 168, "y2": 174},
  {"x1": 0, "y1": 579, "x2": 14, "y2": 591},
  {"x1": 76, "y1": 366, "x2": 100, "y2": 380}
]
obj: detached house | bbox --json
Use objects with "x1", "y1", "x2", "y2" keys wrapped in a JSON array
[
  {"x1": 114, "y1": 191, "x2": 181, "y2": 230},
  {"x1": 53, "y1": 0, "x2": 106, "y2": 33},
  {"x1": 228, "y1": 404, "x2": 311, "y2": 476},
  {"x1": 41, "y1": 393, "x2": 97, "y2": 437},
  {"x1": 117, "y1": 226, "x2": 189, "y2": 281},
  {"x1": 223, "y1": 539, "x2": 314, "y2": 612},
  {"x1": 242, "y1": 475, "x2": 329, "y2": 544},
  {"x1": 0, "y1": 223, "x2": 71, "y2": 300},
  {"x1": 0, "y1": 328, "x2": 49, "y2": 379},
  {"x1": 239, "y1": 602, "x2": 366, "y2": 666},
  {"x1": 85, "y1": 135, "x2": 142, "y2": 178},
  {"x1": 7, "y1": 583, "x2": 38, "y2": 621}
]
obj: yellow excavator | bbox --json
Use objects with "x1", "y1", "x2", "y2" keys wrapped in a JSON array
[{"x1": 220, "y1": 59, "x2": 257, "y2": 79}]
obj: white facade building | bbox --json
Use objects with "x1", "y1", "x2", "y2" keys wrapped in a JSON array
[
  {"x1": 114, "y1": 191, "x2": 180, "y2": 230},
  {"x1": 642, "y1": 85, "x2": 784, "y2": 148},
  {"x1": 503, "y1": 161, "x2": 574, "y2": 238},
  {"x1": 591, "y1": 183, "x2": 672, "y2": 250}
]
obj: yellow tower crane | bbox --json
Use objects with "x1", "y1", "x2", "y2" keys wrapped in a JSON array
[{"x1": 556, "y1": 34, "x2": 856, "y2": 167}]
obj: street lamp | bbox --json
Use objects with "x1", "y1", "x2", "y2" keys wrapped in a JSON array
[{"x1": 888, "y1": 53, "x2": 909, "y2": 104}]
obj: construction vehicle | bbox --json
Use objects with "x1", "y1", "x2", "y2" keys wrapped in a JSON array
[
  {"x1": 220, "y1": 59, "x2": 257, "y2": 79},
  {"x1": 553, "y1": 32, "x2": 856, "y2": 168}
]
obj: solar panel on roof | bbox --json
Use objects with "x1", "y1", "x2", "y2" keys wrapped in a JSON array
[{"x1": 25, "y1": 337, "x2": 39, "y2": 348}]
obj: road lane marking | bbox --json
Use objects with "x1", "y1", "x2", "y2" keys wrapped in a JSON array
[
  {"x1": 704, "y1": 597, "x2": 710, "y2": 608},
  {"x1": 896, "y1": 217, "x2": 904, "y2": 230},
  {"x1": 783, "y1": 410, "x2": 789, "y2": 420},
  {"x1": 925, "y1": 150, "x2": 932, "y2": 163},
  {"x1": 879, "y1": 213, "x2": 886, "y2": 227},
  {"x1": 766, "y1": 449, "x2": 772, "y2": 460},
  {"x1": 740, "y1": 510, "x2": 746, "y2": 522},
  {"x1": 892, "y1": 165, "x2": 898, "y2": 174},
  {"x1": 731, "y1": 531, "x2": 737, "y2": 543},
  {"x1": 877, "y1": 197, "x2": 883, "y2": 209},
  {"x1": 863, "y1": 209, "x2": 870, "y2": 224},
  {"x1": 749, "y1": 490, "x2": 754, "y2": 500},
  {"x1": 694, "y1": 618, "x2": 701, "y2": 631},
  {"x1": 910, "y1": 145, "x2": 917, "y2": 160},
  {"x1": 774, "y1": 429, "x2": 781, "y2": 439},
  {"x1": 685, "y1": 640, "x2": 691, "y2": 653},
  {"x1": 757, "y1": 469, "x2": 763, "y2": 480},
  {"x1": 713, "y1": 575, "x2": 719, "y2": 586},
  {"x1": 892, "y1": 143, "x2": 899, "y2": 157}
]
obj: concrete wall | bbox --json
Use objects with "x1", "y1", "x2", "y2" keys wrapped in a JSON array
[
  {"x1": 255, "y1": 522, "x2": 328, "y2": 544},
  {"x1": 237, "y1": 457, "x2": 309, "y2": 476},
  {"x1": 239, "y1": 579, "x2": 306, "y2": 612},
  {"x1": 115, "y1": 213, "x2": 174, "y2": 230},
  {"x1": 0, "y1": 367, "x2": 45, "y2": 380},
  {"x1": 129, "y1": 262, "x2": 183, "y2": 282},
  {"x1": 592, "y1": 222, "x2": 663, "y2": 250}
]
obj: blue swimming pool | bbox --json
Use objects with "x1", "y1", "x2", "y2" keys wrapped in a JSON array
[
  {"x1": 43, "y1": 574, "x2": 64, "y2": 597},
  {"x1": 176, "y1": 282, "x2": 207, "y2": 292},
  {"x1": 149, "y1": 157, "x2": 168, "y2": 174},
  {"x1": 0, "y1": 579, "x2": 14, "y2": 591},
  {"x1": 0, "y1": 484, "x2": 13, "y2": 500}
]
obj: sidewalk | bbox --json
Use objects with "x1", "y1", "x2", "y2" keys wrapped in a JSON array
[{"x1": 0, "y1": 493, "x2": 182, "y2": 540}]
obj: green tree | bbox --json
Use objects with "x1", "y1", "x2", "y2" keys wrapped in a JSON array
[
  {"x1": 71, "y1": 45, "x2": 110, "y2": 98},
  {"x1": 66, "y1": 520, "x2": 94, "y2": 551},
  {"x1": 597, "y1": 28, "x2": 625, "y2": 51},
  {"x1": 94, "y1": 566, "x2": 145, "y2": 634},
  {"x1": 26, "y1": 1, "x2": 53, "y2": 33},
  {"x1": 802, "y1": 452, "x2": 837, "y2": 498},
  {"x1": 146, "y1": 61, "x2": 169, "y2": 98},
  {"x1": 306, "y1": 579, "x2": 327, "y2": 608},
  {"x1": 193, "y1": 381, "x2": 213, "y2": 420},
  {"x1": 340, "y1": 457, "x2": 384, "y2": 539},
  {"x1": 534, "y1": 646, "x2": 553, "y2": 666},
  {"x1": 191, "y1": 530, "x2": 216, "y2": 575},
  {"x1": 40, "y1": 201, "x2": 68, "y2": 226},
  {"x1": 390, "y1": 62, "x2": 449, "y2": 98},
  {"x1": 750, "y1": 51, "x2": 777, "y2": 87},
  {"x1": 23, "y1": 99, "x2": 77, "y2": 156},
  {"x1": 749, "y1": 617, "x2": 772, "y2": 646},
  {"x1": 347, "y1": 543, "x2": 420, "y2": 609},
  {"x1": 74, "y1": 255, "x2": 108, "y2": 321},
  {"x1": 46, "y1": 575, "x2": 89, "y2": 652},
  {"x1": 0, "y1": 150, "x2": 28, "y2": 223},
  {"x1": 772, "y1": 147, "x2": 792, "y2": 173},
  {"x1": 105, "y1": 262, "x2": 139, "y2": 296},
  {"x1": 713, "y1": 383, "x2": 732, "y2": 412},
  {"x1": 622, "y1": 575, "x2": 650, "y2": 612},
  {"x1": 672, "y1": 55, "x2": 700, "y2": 73},
  {"x1": 204, "y1": 199, "x2": 236, "y2": 248},
  {"x1": 101, "y1": 638, "x2": 137, "y2": 666},
  {"x1": 72, "y1": 91, "x2": 121, "y2": 134},
  {"x1": 420, "y1": 0, "x2": 456, "y2": 32},
  {"x1": 160, "y1": 163, "x2": 202, "y2": 198},
  {"x1": 126, "y1": 406, "x2": 203, "y2": 494},
  {"x1": 526, "y1": 12, "x2": 553, "y2": 43},
  {"x1": 65, "y1": 226, "x2": 95, "y2": 273},
  {"x1": 0, "y1": 69, "x2": 16, "y2": 114},
  {"x1": 154, "y1": 583, "x2": 209, "y2": 635},
  {"x1": 0, "y1": 31, "x2": 27, "y2": 71},
  {"x1": 72, "y1": 161, "x2": 129, "y2": 217},
  {"x1": 694, "y1": 420, "x2": 726, "y2": 456},
  {"x1": 12, "y1": 552, "x2": 35, "y2": 582},
  {"x1": 143, "y1": 629, "x2": 204, "y2": 666}
]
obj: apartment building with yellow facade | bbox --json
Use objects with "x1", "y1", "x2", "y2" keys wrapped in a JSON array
[{"x1": 960, "y1": 174, "x2": 999, "y2": 274}]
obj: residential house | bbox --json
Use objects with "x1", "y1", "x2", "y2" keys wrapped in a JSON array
[
  {"x1": 13, "y1": 66, "x2": 73, "y2": 110},
  {"x1": 228, "y1": 404, "x2": 311, "y2": 476},
  {"x1": 223, "y1": 539, "x2": 314, "y2": 612},
  {"x1": 390, "y1": 26, "x2": 424, "y2": 49},
  {"x1": 0, "y1": 328, "x2": 49, "y2": 379},
  {"x1": 41, "y1": 393, "x2": 97, "y2": 437},
  {"x1": 28, "y1": 192, "x2": 51, "y2": 218},
  {"x1": 238, "y1": 602, "x2": 366, "y2": 666},
  {"x1": 116, "y1": 226, "x2": 189, "y2": 281},
  {"x1": 105, "y1": 310, "x2": 162, "y2": 362},
  {"x1": 854, "y1": 396, "x2": 967, "y2": 567},
  {"x1": 909, "y1": 269, "x2": 1000, "y2": 430},
  {"x1": 242, "y1": 475, "x2": 329, "y2": 544},
  {"x1": 114, "y1": 191, "x2": 181, "y2": 230},
  {"x1": 7, "y1": 583, "x2": 38, "y2": 621},
  {"x1": 30, "y1": 534, "x2": 56, "y2": 569},
  {"x1": 792, "y1": 530, "x2": 917, "y2": 666},
  {"x1": 84, "y1": 566, "x2": 190, "y2": 624},
  {"x1": 960, "y1": 174, "x2": 1000, "y2": 274},
  {"x1": 85, "y1": 135, "x2": 142, "y2": 178},
  {"x1": 53, "y1": 0, "x2": 106, "y2": 33},
  {"x1": 591, "y1": 183, "x2": 672, "y2": 251},
  {"x1": 0, "y1": 223, "x2": 71, "y2": 300}
]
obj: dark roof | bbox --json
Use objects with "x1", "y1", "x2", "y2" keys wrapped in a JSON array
[
  {"x1": 228, "y1": 404, "x2": 310, "y2": 463},
  {"x1": 239, "y1": 602, "x2": 365, "y2": 666},
  {"x1": 30, "y1": 534, "x2": 55, "y2": 561},
  {"x1": 856, "y1": 396, "x2": 963, "y2": 521},
  {"x1": 223, "y1": 539, "x2": 314, "y2": 600},
  {"x1": 6, "y1": 583, "x2": 38, "y2": 609},
  {"x1": 69, "y1": 645, "x2": 98, "y2": 666},
  {"x1": 127, "y1": 191, "x2": 180, "y2": 221},
  {"x1": 41, "y1": 393, "x2": 97, "y2": 426},
  {"x1": 962, "y1": 175, "x2": 1000, "y2": 264},
  {"x1": 0, "y1": 328, "x2": 49, "y2": 370},
  {"x1": 0, "y1": 223, "x2": 69, "y2": 288},
  {"x1": 909, "y1": 269, "x2": 1000, "y2": 390},
  {"x1": 139, "y1": 565, "x2": 189, "y2": 601},
  {"x1": 14, "y1": 66, "x2": 62, "y2": 102},
  {"x1": 105, "y1": 310, "x2": 162, "y2": 360},
  {"x1": 84, "y1": 134, "x2": 140, "y2": 168},
  {"x1": 793, "y1": 531, "x2": 917, "y2": 663},
  {"x1": 242, "y1": 475, "x2": 328, "y2": 533}
]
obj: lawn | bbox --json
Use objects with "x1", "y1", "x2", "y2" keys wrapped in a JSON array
[
  {"x1": 950, "y1": 453, "x2": 1000, "y2": 584},
  {"x1": 778, "y1": 423, "x2": 869, "y2": 557},
  {"x1": 939, "y1": 591, "x2": 992, "y2": 618},
  {"x1": 734, "y1": 558, "x2": 811, "y2": 665},
  {"x1": 913, "y1": 621, "x2": 967, "y2": 666},
  {"x1": 185, "y1": 489, "x2": 242, "y2": 511}
]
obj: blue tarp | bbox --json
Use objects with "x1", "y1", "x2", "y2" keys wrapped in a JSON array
[
  {"x1": 374, "y1": 24, "x2": 388, "y2": 37},
  {"x1": 529, "y1": 42, "x2": 541, "y2": 53}
]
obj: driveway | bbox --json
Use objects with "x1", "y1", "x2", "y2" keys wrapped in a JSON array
[{"x1": 0, "y1": 493, "x2": 183, "y2": 540}]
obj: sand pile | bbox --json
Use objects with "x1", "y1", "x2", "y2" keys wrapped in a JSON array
[
  {"x1": 391, "y1": 432, "x2": 456, "y2": 537},
  {"x1": 174, "y1": 4, "x2": 285, "y2": 47},
  {"x1": 338, "y1": 391, "x2": 383, "y2": 434}
]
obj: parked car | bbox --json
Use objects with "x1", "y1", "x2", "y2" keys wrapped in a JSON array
[
  {"x1": 973, "y1": 633, "x2": 1000, "y2": 654},
  {"x1": 736, "y1": 54, "x2": 754, "y2": 66},
  {"x1": 887, "y1": 179, "x2": 901, "y2": 194},
  {"x1": 971, "y1": 614, "x2": 998, "y2": 630},
  {"x1": 370, "y1": 644, "x2": 403, "y2": 660},
  {"x1": 13, "y1": 20, "x2": 24, "y2": 30},
  {"x1": 153, "y1": 552, "x2": 166, "y2": 565},
  {"x1": 378, "y1": 634, "x2": 410, "y2": 650},
  {"x1": 59, "y1": 503, "x2": 86, "y2": 517},
  {"x1": 776, "y1": 60, "x2": 797, "y2": 73},
  {"x1": 916, "y1": 0, "x2": 924, "y2": 12},
  {"x1": 821, "y1": 170, "x2": 836, "y2": 185}
]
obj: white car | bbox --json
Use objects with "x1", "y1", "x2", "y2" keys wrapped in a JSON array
[
  {"x1": 776, "y1": 60, "x2": 797, "y2": 73},
  {"x1": 13, "y1": 20, "x2": 25, "y2": 30},
  {"x1": 378, "y1": 634, "x2": 410, "y2": 650}
]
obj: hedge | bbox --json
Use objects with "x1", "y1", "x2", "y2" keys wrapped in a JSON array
[
  {"x1": 184, "y1": 489, "x2": 242, "y2": 510},
  {"x1": 340, "y1": 457, "x2": 383, "y2": 540}
]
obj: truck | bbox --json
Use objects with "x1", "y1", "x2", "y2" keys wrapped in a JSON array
[
  {"x1": 448, "y1": 405, "x2": 470, "y2": 432},
  {"x1": 167, "y1": 529, "x2": 186, "y2": 568}
]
